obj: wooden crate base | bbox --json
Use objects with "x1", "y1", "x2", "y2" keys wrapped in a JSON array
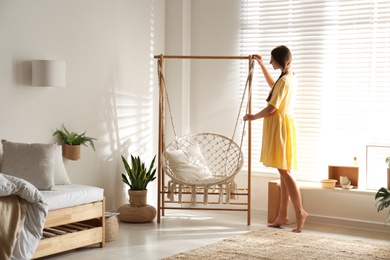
[{"x1": 32, "y1": 199, "x2": 105, "y2": 259}]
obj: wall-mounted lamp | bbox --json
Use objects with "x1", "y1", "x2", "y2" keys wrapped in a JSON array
[{"x1": 32, "y1": 60, "x2": 66, "y2": 87}]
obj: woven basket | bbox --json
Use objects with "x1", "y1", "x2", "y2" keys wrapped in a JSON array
[
  {"x1": 63, "y1": 144, "x2": 81, "y2": 160},
  {"x1": 105, "y1": 215, "x2": 119, "y2": 242},
  {"x1": 128, "y1": 190, "x2": 147, "y2": 207},
  {"x1": 321, "y1": 179, "x2": 337, "y2": 189},
  {"x1": 117, "y1": 204, "x2": 156, "y2": 223}
]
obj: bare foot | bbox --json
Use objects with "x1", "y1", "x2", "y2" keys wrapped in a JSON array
[
  {"x1": 267, "y1": 217, "x2": 289, "y2": 228},
  {"x1": 292, "y1": 212, "x2": 308, "y2": 233}
]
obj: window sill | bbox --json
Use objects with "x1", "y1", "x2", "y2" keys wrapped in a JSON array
[{"x1": 270, "y1": 180, "x2": 378, "y2": 196}]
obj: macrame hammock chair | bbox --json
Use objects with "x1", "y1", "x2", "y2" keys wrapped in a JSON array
[{"x1": 158, "y1": 56, "x2": 254, "y2": 206}]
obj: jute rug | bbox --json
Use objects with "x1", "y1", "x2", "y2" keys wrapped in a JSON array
[{"x1": 162, "y1": 229, "x2": 390, "y2": 260}]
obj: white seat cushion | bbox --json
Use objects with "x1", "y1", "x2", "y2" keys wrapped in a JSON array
[{"x1": 165, "y1": 144, "x2": 212, "y2": 182}]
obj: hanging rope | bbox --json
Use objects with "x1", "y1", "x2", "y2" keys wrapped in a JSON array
[
  {"x1": 158, "y1": 57, "x2": 178, "y2": 140},
  {"x1": 230, "y1": 57, "x2": 255, "y2": 166},
  {"x1": 219, "y1": 58, "x2": 254, "y2": 175},
  {"x1": 158, "y1": 56, "x2": 254, "y2": 152}
]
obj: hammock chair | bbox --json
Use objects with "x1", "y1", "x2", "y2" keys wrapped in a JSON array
[{"x1": 157, "y1": 55, "x2": 254, "y2": 208}]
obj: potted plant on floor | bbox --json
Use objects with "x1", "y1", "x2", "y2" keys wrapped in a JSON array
[
  {"x1": 118, "y1": 154, "x2": 157, "y2": 223},
  {"x1": 121, "y1": 154, "x2": 156, "y2": 206},
  {"x1": 53, "y1": 123, "x2": 97, "y2": 160}
]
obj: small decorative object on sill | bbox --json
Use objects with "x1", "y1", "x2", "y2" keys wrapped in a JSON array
[
  {"x1": 353, "y1": 156, "x2": 358, "y2": 166},
  {"x1": 321, "y1": 179, "x2": 337, "y2": 189},
  {"x1": 52, "y1": 123, "x2": 97, "y2": 160},
  {"x1": 117, "y1": 154, "x2": 157, "y2": 223}
]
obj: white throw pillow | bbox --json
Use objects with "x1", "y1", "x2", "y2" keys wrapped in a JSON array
[
  {"x1": 1, "y1": 140, "x2": 56, "y2": 190},
  {"x1": 53, "y1": 145, "x2": 71, "y2": 185},
  {"x1": 165, "y1": 144, "x2": 212, "y2": 182}
]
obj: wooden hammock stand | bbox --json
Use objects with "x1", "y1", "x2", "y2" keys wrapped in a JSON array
[{"x1": 155, "y1": 55, "x2": 254, "y2": 225}]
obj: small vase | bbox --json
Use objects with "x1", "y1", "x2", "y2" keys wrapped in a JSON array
[
  {"x1": 63, "y1": 144, "x2": 81, "y2": 160},
  {"x1": 128, "y1": 189, "x2": 147, "y2": 207}
]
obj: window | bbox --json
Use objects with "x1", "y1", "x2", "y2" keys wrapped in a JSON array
[{"x1": 240, "y1": 0, "x2": 390, "y2": 189}]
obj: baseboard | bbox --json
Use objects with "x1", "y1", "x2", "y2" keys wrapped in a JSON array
[
  {"x1": 308, "y1": 214, "x2": 390, "y2": 232},
  {"x1": 252, "y1": 209, "x2": 390, "y2": 232}
]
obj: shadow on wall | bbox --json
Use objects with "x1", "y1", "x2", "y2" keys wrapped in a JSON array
[
  {"x1": 98, "y1": 0, "x2": 158, "y2": 211},
  {"x1": 100, "y1": 82, "x2": 155, "y2": 210}
]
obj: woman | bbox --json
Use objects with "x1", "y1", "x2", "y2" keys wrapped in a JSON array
[{"x1": 243, "y1": 45, "x2": 308, "y2": 233}]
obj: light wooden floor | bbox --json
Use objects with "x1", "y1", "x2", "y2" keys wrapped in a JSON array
[{"x1": 42, "y1": 210, "x2": 390, "y2": 260}]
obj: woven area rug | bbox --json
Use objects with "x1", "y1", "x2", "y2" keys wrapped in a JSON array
[{"x1": 162, "y1": 229, "x2": 390, "y2": 260}]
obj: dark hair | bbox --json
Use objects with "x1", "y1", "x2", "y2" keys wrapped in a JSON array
[
  {"x1": 271, "y1": 45, "x2": 292, "y2": 73},
  {"x1": 266, "y1": 46, "x2": 292, "y2": 102}
]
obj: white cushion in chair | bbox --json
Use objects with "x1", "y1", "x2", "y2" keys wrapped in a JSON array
[{"x1": 165, "y1": 144, "x2": 212, "y2": 182}]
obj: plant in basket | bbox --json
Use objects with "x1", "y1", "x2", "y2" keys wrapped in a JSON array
[
  {"x1": 121, "y1": 154, "x2": 156, "y2": 207},
  {"x1": 117, "y1": 154, "x2": 157, "y2": 223},
  {"x1": 53, "y1": 123, "x2": 97, "y2": 160}
]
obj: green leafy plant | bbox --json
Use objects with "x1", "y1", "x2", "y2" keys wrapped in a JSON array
[
  {"x1": 375, "y1": 187, "x2": 390, "y2": 225},
  {"x1": 386, "y1": 157, "x2": 390, "y2": 168},
  {"x1": 53, "y1": 123, "x2": 97, "y2": 151},
  {"x1": 121, "y1": 155, "x2": 156, "y2": 190}
]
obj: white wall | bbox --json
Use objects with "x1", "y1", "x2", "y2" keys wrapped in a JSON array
[{"x1": 0, "y1": 0, "x2": 165, "y2": 211}]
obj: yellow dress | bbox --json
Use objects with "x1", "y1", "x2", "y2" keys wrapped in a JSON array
[{"x1": 260, "y1": 74, "x2": 298, "y2": 170}]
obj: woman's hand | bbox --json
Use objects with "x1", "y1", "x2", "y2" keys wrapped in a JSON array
[
  {"x1": 243, "y1": 114, "x2": 254, "y2": 121},
  {"x1": 252, "y1": 54, "x2": 264, "y2": 66},
  {"x1": 243, "y1": 105, "x2": 277, "y2": 122},
  {"x1": 253, "y1": 54, "x2": 275, "y2": 87}
]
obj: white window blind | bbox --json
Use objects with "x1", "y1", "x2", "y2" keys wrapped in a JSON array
[{"x1": 240, "y1": 0, "x2": 390, "y2": 189}]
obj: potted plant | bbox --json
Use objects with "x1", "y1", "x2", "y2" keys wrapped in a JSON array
[
  {"x1": 375, "y1": 187, "x2": 390, "y2": 225},
  {"x1": 53, "y1": 123, "x2": 97, "y2": 160},
  {"x1": 118, "y1": 154, "x2": 157, "y2": 223},
  {"x1": 121, "y1": 154, "x2": 156, "y2": 207}
]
